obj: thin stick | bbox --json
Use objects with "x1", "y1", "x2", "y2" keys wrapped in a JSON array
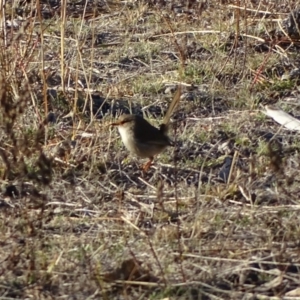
[{"x1": 60, "y1": 0, "x2": 66, "y2": 93}]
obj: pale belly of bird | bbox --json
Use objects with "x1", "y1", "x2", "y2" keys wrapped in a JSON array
[{"x1": 118, "y1": 127, "x2": 166, "y2": 158}]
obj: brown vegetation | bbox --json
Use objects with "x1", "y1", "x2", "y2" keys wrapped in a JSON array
[{"x1": 1, "y1": 0, "x2": 300, "y2": 299}]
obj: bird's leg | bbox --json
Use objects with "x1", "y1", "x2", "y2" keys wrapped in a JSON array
[{"x1": 142, "y1": 157, "x2": 153, "y2": 172}]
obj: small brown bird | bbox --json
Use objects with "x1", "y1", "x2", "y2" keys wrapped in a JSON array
[
  {"x1": 110, "y1": 86, "x2": 182, "y2": 171},
  {"x1": 110, "y1": 114, "x2": 173, "y2": 171}
]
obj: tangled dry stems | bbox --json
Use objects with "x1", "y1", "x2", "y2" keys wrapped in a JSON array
[{"x1": 1, "y1": 0, "x2": 300, "y2": 299}]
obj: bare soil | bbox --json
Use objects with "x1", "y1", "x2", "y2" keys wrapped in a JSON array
[{"x1": 1, "y1": 0, "x2": 300, "y2": 299}]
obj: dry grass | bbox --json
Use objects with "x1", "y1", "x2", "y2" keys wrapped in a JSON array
[{"x1": 1, "y1": 0, "x2": 300, "y2": 299}]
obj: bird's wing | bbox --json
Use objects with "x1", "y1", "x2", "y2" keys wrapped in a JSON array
[{"x1": 135, "y1": 117, "x2": 172, "y2": 145}]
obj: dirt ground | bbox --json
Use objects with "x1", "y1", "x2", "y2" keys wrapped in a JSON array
[{"x1": 1, "y1": 0, "x2": 300, "y2": 299}]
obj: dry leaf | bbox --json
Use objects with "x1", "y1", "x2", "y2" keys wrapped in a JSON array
[
  {"x1": 103, "y1": 258, "x2": 159, "y2": 283},
  {"x1": 254, "y1": 273, "x2": 282, "y2": 292},
  {"x1": 285, "y1": 287, "x2": 300, "y2": 297},
  {"x1": 264, "y1": 105, "x2": 300, "y2": 131}
]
